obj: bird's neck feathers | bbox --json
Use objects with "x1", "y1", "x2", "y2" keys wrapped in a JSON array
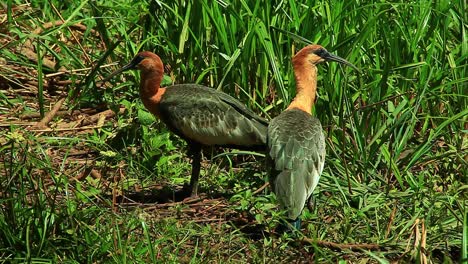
[
  {"x1": 139, "y1": 64, "x2": 166, "y2": 118},
  {"x1": 139, "y1": 63, "x2": 163, "y2": 97},
  {"x1": 287, "y1": 59, "x2": 318, "y2": 114}
]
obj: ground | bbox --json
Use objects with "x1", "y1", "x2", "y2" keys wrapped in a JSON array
[{"x1": 0, "y1": 1, "x2": 466, "y2": 263}]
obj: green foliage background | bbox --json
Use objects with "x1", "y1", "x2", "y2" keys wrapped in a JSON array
[{"x1": 0, "y1": 0, "x2": 466, "y2": 262}]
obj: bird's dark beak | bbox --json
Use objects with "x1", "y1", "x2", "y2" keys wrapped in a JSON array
[
  {"x1": 322, "y1": 51, "x2": 359, "y2": 71},
  {"x1": 101, "y1": 59, "x2": 139, "y2": 83}
]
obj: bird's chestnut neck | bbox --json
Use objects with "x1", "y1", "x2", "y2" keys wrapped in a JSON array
[{"x1": 286, "y1": 57, "x2": 318, "y2": 114}]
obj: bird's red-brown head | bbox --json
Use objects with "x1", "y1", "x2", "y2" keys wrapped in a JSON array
[
  {"x1": 292, "y1": 44, "x2": 358, "y2": 70},
  {"x1": 124, "y1": 51, "x2": 164, "y2": 75},
  {"x1": 102, "y1": 51, "x2": 168, "y2": 118},
  {"x1": 287, "y1": 44, "x2": 358, "y2": 113},
  {"x1": 102, "y1": 51, "x2": 164, "y2": 83}
]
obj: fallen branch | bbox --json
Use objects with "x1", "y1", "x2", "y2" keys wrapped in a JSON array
[
  {"x1": 81, "y1": 108, "x2": 125, "y2": 126},
  {"x1": 45, "y1": 63, "x2": 118, "y2": 78},
  {"x1": 29, "y1": 124, "x2": 105, "y2": 132},
  {"x1": 31, "y1": 97, "x2": 66, "y2": 129},
  {"x1": 0, "y1": 122, "x2": 36, "y2": 127},
  {"x1": 252, "y1": 182, "x2": 269, "y2": 195},
  {"x1": 19, "y1": 47, "x2": 63, "y2": 71},
  {"x1": 21, "y1": 110, "x2": 70, "y2": 120},
  {"x1": 21, "y1": 20, "x2": 99, "y2": 71}
]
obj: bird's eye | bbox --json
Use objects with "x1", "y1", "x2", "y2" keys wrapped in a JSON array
[
  {"x1": 133, "y1": 55, "x2": 145, "y2": 65},
  {"x1": 313, "y1": 48, "x2": 327, "y2": 57}
]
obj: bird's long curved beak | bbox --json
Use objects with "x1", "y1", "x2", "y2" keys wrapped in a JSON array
[
  {"x1": 323, "y1": 52, "x2": 360, "y2": 72},
  {"x1": 101, "y1": 60, "x2": 137, "y2": 83}
]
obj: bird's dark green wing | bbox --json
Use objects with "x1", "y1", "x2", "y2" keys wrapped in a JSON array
[
  {"x1": 158, "y1": 84, "x2": 267, "y2": 148},
  {"x1": 267, "y1": 108, "x2": 325, "y2": 219},
  {"x1": 216, "y1": 92, "x2": 269, "y2": 127}
]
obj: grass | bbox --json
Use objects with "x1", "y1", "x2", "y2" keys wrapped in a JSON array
[{"x1": 0, "y1": 0, "x2": 466, "y2": 262}]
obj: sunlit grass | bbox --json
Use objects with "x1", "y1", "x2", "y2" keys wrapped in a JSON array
[{"x1": 0, "y1": 0, "x2": 466, "y2": 262}]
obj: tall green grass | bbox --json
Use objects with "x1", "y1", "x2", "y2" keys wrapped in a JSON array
[{"x1": 0, "y1": 0, "x2": 466, "y2": 262}]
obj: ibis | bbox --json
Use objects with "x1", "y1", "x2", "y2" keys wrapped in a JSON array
[
  {"x1": 105, "y1": 51, "x2": 268, "y2": 197},
  {"x1": 267, "y1": 45, "x2": 358, "y2": 231}
]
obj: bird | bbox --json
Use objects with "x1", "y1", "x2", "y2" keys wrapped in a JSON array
[
  {"x1": 267, "y1": 44, "x2": 358, "y2": 232},
  {"x1": 103, "y1": 51, "x2": 268, "y2": 197}
]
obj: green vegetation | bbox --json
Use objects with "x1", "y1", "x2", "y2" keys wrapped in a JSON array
[{"x1": 0, "y1": 0, "x2": 466, "y2": 262}]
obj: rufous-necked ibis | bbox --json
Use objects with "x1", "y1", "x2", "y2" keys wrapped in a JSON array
[
  {"x1": 267, "y1": 45, "x2": 358, "y2": 231},
  {"x1": 105, "y1": 51, "x2": 268, "y2": 197}
]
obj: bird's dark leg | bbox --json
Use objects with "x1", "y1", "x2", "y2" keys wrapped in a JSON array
[
  {"x1": 187, "y1": 143, "x2": 202, "y2": 197},
  {"x1": 276, "y1": 217, "x2": 302, "y2": 236},
  {"x1": 307, "y1": 195, "x2": 315, "y2": 212}
]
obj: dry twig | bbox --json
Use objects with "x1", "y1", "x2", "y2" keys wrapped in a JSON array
[{"x1": 30, "y1": 97, "x2": 65, "y2": 129}]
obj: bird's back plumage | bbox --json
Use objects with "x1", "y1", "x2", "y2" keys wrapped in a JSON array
[
  {"x1": 158, "y1": 84, "x2": 268, "y2": 149},
  {"x1": 267, "y1": 108, "x2": 325, "y2": 220}
]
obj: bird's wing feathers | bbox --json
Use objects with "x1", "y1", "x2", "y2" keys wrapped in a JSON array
[
  {"x1": 217, "y1": 93, "x2": 269, "y2": 126},
  {"x1": 159, "y1": 84, "x2": 267, "y2": 147},
  {"x1": 267, "y1": 109, "x2": 325, "y2": 219}
]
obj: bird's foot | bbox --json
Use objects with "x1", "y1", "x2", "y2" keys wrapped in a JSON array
[
  {"x1": 180, "y1": 183, "x2": 198, "y2": 199},
  {"x1": 276, "y1": 218, "x2": 302, "y2": 237}
]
